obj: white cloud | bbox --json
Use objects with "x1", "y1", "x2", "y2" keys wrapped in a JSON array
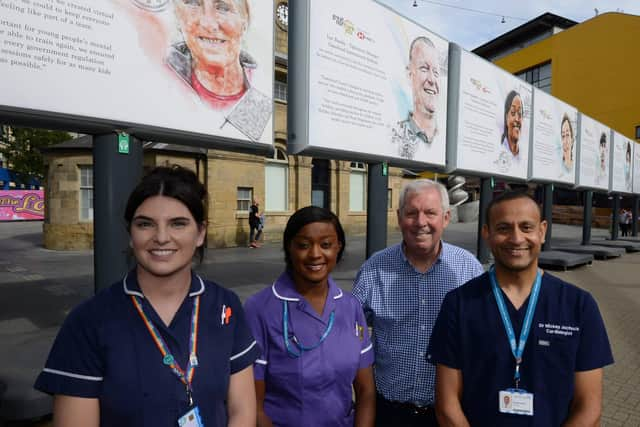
[{"x1": 377, "y1": 0, "x2": 640, "y2": 49}]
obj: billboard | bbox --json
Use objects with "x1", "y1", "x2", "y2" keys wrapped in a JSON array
[
  {"x1": 634, "y1": 141, "x2": 640, "y2": 194},
  {"x1": 529, "y1": 88, "x2": 577, "y2": 185},
  {"x1": 576, "y1": 114, "x2": 610, "y2": 191},
  {"x1": 610, "y1": 131, "x2": 634, "y2": 194},
  {"x1": 288, "y1": 0, "x2": 449, "y2": 168},
  {"x1": 0, "y1": 190, "x2": 44, "y2": 221},
  {"x1": 0, "y1": 1, "x2": 274, "y2": 147},
  {"x1": 448, "y1": 46, "x2": 532, "y2": 180}
]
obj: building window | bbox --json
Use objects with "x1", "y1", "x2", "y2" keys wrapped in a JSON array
[
  {"x1": 275, "y1": 71, "x2": 287, "y2": 102},
  {"x1": 516, "y1": 62, "x2": 551, "y2": 93},
  {"x1": 388, "y1": 188, "x2": 392, "y2": 210},
  {"x1": 349, "y1": 162, "x2": 366, "y2": 212},
  {"x1": 636, "y1": 125, "x2": 640, "y2": 140},
  {"x1": 237, "y1": 187, "x2": 253, "y2": 212},
  {"x1": 79, "y1": 166, "x2": 94, "y2": 221},
  {"x1": 265, "y1": 146, "x2": 288, "y2": 211}
]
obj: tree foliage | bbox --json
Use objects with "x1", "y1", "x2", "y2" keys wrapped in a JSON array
[{"x1": 0, "y1": 127, "x2": 72, "y2": 179}]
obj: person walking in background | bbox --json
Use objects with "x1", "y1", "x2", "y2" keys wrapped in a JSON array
[
  {"x1": 245, "y1": 206, "x2": 375, "y2": 427},
  {"x1": 34, "y1": 166, "x2": 259, "y2": 426},
  {"x1": 249, "y1": 197, "x2": 263, "y2": 248},
  {"x1": 352, "y1": 179, "x2": 484, "y2": 427},
  {"x1": 431, "y1": 191, "x2": 613, "y2": 426}
]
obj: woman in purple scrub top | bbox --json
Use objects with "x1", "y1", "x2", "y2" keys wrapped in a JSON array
[{"x1": 245, "y1": 206, "x2": 376, "y2": 427}]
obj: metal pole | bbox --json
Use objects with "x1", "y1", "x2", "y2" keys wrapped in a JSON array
[
  {"x1": 93, "y1": 133, "x2": 143, "y2": 293},
  {"x1": 582, "y1": 190, "x2": 592, "y2": 245},
  {"x1": 611, "y1": 195, "x2": 620, "y2": 240},
  {"x1": 365, "y1": 163, "x2": 388, "y2": 259},
  {"x1": 633, "y1": 195, "x2": 639, "y2": 237},
  {"x1": 542, "y1": 183, "x2": 553, "y2": 251},
  {"x1": 477, "y1": 177, "x2": 492, "y2": 264}
]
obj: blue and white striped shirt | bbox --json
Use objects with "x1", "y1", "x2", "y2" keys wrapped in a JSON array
[{"x1": 352, "y1": 241, "x2": 484, "y2": 405}]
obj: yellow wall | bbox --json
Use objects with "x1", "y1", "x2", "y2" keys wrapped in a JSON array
[{"x1": 494, "y1": 12, "x2": 640, "y2": 140}]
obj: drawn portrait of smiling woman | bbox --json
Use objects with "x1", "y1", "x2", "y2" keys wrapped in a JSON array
[{"x1": 500, "y1": 90, "x2": 523, "y2": 159}]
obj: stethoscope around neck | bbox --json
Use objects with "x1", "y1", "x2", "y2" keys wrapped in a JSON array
[{"x1": 282, "y1": 300, "x2": 335, "y2": 358}]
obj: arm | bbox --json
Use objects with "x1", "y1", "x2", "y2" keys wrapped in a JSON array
[
  {"x1": 435, "y1": 364, "x2": 470, "y2": 427},
  {"x1": 562, "y1": 368, "x2": 603, "y2": 427},
  {"x1": 353, "y1": 366, "x2": 376, "y2": 427},
  {"x1": 53, "y1": 395, "x2": 99, "y2": 427},
  {"x1": 255, "y1": 379, "x2": 273, "y2": 427},
  {"x1": 227, "y1": 365, "x2": 256, "y2": 427}
]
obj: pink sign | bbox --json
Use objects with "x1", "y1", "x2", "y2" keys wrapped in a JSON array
[{"x1": 0, "y1": 191, "x2": 45, "y2": 221}]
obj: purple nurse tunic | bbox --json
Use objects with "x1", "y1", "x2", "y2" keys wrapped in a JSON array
[{"x1": 245, "y1": 272, "x2": 374, "y2": 427}]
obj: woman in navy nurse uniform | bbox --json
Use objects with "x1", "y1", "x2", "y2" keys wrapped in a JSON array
[
  {"x1": 244, "y1": 206, "x2": 376, "y2": 427},
  {"x1": 35, "y1": 166, "x2": 259, "y2": 426}
]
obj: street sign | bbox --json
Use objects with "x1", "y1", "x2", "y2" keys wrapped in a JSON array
[{"x1": 118, "y1": 133, "x2": 130, "y2": 154}]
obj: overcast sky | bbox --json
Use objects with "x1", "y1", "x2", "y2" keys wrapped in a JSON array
[{"x1": 377, "y1": 0, "x2": 640, "y2": 50}]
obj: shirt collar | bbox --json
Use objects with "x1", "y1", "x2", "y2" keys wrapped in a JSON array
[
  {"x1": 271, "y1": 271, "x2": 343, "y2": 302},
  {"x1": 399, "y1": 240, "x2": 447, "y2": 270},
  {"x1": 408, "y1": 112, "x2": 438, "y2": 144},
  {"x1": 122, "y1": 270, "x2": 205, "y2": 299}
]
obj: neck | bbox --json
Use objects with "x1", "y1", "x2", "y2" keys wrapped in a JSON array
[
  {"x1": 193, "y1": 61, "x2": 244, "y2": 96},
  {"x1": 137, "y1": 266, "x2": 192, "y2": 325},
  {"x1": 412, "y1": 111, "x2": 436, "y2": 138},
  {"x1": 493, "y1": 264, "x2": 540, "y2": 308},
  {"x1": 508, "y1": 139, "x2": 519, "y2": 155},
  {"x1": 404, "y1": 240, "x2": 441, "y2": 273},
  {"x1": 291, "y1": 273, "x2": 330, "y2": 316}
]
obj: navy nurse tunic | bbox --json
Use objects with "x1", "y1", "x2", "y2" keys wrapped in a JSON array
[
  {"x1": 35, "y1": 271, "x2": 260, "y2": 427},
  {"x1": 244, "y1": 272, "x2": 374, "y2": 427},
  {"x1": 429, "y1": 272, "x2": 614, "y2": 426}
]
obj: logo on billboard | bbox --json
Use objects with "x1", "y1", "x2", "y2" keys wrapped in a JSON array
[
  {"x1": 470, "y1": 78, "x2": 490, "y2": 94},
  {"x1": 332, "y1": 15, "x2": 373, "y2": 42},
  {"x1": 539, "y1": 109, "x2": 551, "y2": 120}
]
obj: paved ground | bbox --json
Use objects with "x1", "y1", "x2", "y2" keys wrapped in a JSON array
[{"x1": 0, "y1": 220, "x2": 638, "y2": 426}]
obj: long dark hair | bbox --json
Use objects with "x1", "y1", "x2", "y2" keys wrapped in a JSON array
[{"x1": 501, "y1": 90, "x2": 521, "y2": 145}]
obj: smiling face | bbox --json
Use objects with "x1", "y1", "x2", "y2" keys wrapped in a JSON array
[
  {"x1": 130, "y1": 195, "x2": 206, "y2": 279},
  {"x1": 408, "y1": 40, "x2": 440, "y2": 117},
  {"x1": 398, "y1": 187, "x2": 450, "y2": 262},
  {"x1": 483, "y1": 197, "x2": 547, "y2": 274},
  {"x1": 506, "y1": 95, "x2": 522, "y2": 146},
  {"x1": 288, "y1": 221, "x2": 342, "y2": 290},
  {"x1": 561, "y1": 119, "x2": 573, "y2": 165},
  {"x1": 175, "y1": 0, "x2": 248, "y2": 70}
]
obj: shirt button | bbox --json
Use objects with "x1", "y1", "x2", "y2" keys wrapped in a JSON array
[
  {"x1": 421, "y1": 325, "x2": 426, "y2": 331},
  {"x1": 421, "y1": 299, "x2": 427, "y2": 305}
]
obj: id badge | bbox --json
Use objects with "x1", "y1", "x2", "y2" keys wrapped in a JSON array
[
  {"x1": 178, "y1": 406, "x2": 204, "y2": 427},
  {"x1": 499, "y1": 389, "x2": 533, "y2": 416}
]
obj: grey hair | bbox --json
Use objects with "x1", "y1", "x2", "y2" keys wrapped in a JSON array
[{"x1": 398, "y1": 179, "x2": 450, "y2": 215}]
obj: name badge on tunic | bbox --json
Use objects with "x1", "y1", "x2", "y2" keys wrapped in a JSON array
[
  {"x1": 178, "y1": 406, "x2": 204, "y2": 427},
  {"x1": 499, "y1": 389, "x2": 533, "y2": 416}
]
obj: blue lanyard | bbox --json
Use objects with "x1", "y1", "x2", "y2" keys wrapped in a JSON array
[
  {"x1": 489, "y1": 266, "x2": 542, "y2": 389},
  {"x1": 282, "y1": 301, "x2": 335, "y2": 358}
]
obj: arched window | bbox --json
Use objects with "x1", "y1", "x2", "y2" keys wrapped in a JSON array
[
  {"x1": 349, "y1": 162, "x2": 366, "y2": 212},
  {"x1": 265, "y1": 146, "x2": 289, "y2": 211}
]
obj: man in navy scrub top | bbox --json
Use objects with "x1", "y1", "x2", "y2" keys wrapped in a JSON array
[{"x1": 430, "y1": 191, "x2": 613, "y2": 426}]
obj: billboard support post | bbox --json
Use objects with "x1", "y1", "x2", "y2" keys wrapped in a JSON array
[
  {"x1": 611, "y1": 195, "x2": 620, "y2": 240},
  {"x1": 477, "y1": 177, "x2": 492, "y2": 264},
  {"x1": 366, "y1": 163, "x2": 388, "y2": 259},
  {"x1": 633, "y1": 195, "x2": 639, "y2": 237},
  {"x1": 542, "y1": 183, "x2": 553, "y2": 251},
  {"x1": 582, "y1": 191, "x2": 593, "y2": 245},
  {"x1": 93, "y1": 133, "x2": 143, "y2": 293}
]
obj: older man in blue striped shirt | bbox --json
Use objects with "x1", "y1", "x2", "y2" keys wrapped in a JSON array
[{"x1": 353, "y1": 179, "x2": 484, "y2": 427}]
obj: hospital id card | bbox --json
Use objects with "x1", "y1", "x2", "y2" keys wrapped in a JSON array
[
  {"x1": 499, "y1": 389, "x2": 533, "y2": 416},
  {"x1": 178, "y1": 406, "x2": 204, "y2": 427}
]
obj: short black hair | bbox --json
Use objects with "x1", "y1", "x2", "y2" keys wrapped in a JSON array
[
  {"x1": 283, "y1": 206, "x2": 346, "y2": 271},
  {"x1": 485, "y1": 191, "x2": 542, "y2": 226},
  {"x1": 600, "y1": 132, "x2": 607, "y2": 146},
  {"x1": 124, "y1": 166, "x2": 207, "y2": 261}
]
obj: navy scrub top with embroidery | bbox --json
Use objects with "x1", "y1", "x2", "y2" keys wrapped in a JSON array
[
  {"x1": 429, "y1": 272, "x2": 614, "y2": 426},
  {"x1": 35, "y1": 271, "x2": 260, "y2": 427}
]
